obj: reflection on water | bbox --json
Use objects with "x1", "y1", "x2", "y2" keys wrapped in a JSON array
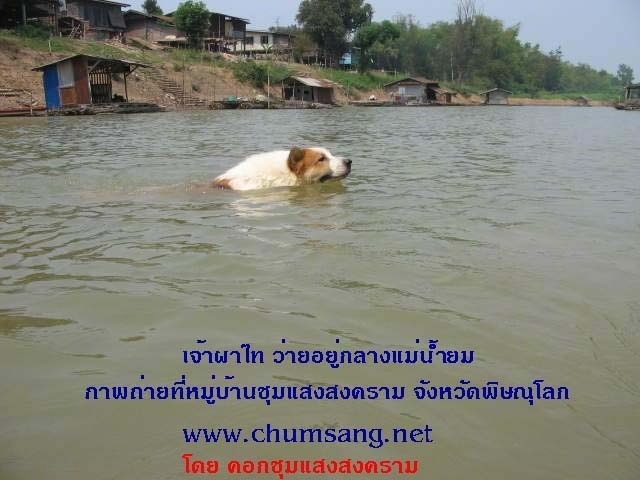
[{"x1": 1, "y1": 107, "x2": 639, "y2": 480}]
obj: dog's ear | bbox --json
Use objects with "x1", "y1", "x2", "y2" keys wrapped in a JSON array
[{"x1": 287, "y1": 147, "x2": 304, "y2": 170}]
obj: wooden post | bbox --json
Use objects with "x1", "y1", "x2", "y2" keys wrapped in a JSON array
[{"x1": 182, "y1": 53, "x2": 185, "y2": 108}]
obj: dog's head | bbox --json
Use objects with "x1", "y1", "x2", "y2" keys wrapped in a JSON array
[{"x1": 286, "y1": 147, "x2": 352, "y2": 184}]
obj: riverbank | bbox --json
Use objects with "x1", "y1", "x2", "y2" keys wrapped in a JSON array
[{"x1": 0, "y1": 32, "x2": 614, "y2": 112}]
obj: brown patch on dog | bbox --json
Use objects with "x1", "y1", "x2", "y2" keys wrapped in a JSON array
[
  {"x1": 286, "y1": 147, "x2": 332, "y2": 182},
  {"x1": 211, "y1": 178, "x2": 233, "y2": 190}
]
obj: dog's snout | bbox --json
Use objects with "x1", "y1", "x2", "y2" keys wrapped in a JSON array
[{"x1": 345, "y1": 159, "x2": 352, "y2": 166}]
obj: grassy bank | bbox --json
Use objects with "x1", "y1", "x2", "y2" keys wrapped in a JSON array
[
  {"x1": 513, "y1": 90, "x2": 620, "y2": 102},
  {"x1": 0, "y1": 28, "x2": 147, "y2": 62},
  {"x1": 0, "y1": 28, "x2": 621, "y2": 106}
]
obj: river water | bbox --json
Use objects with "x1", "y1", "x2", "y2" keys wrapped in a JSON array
[{"x1": 1, "y1": 106, "x2": 639, "y2": 479}]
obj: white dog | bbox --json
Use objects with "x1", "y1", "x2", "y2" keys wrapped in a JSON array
[{"x1": 209, "y1": 147, "x2": 352, "y2": 191}]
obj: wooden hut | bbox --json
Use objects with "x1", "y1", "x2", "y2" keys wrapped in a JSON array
[
  {"x1": 32, "y1": 54, "x2": 160, "y2": 113},
  {"x1": 60, "y1": 0, "x2": 129, "y2": 40},
  {"x1": 0, "y1": 1, "x2": 56, "y2": 30},
  {"x1": 158, "y1": 10, "x2": 249, "y2": 52},
  {"x1": 623, "y1": 84, "x2": 640, "y2": 107},
  {"x1": 206, "y1": 12, "x2": 249, "y2": 53},
  {"x1": 0, "y1": 0, "x2": 128, "y2": 38},
  {"x1": 479, "y1": 88, "x2": 513, "y2": 105},
  {"x1": 615, "y1": 84, "x2": 640, "y2": 111},
  {"x1": 281, "y1": 76, "x2": 336, "y2": 105},
  {"x1": 123, "y1": 10, "x2": 178, "y2": 42},
  {"x1": 240, "y1": 29, "x2": 294, "y2": 59},
  {"x1": 383, "y1": 76, "x2": 438, "y2": 104},
  {"x1": 430, "y1": 86, "x2": 457, "y2": 104},
  {"x1": 382, "y1": 77, "x2": 456, "y2": 105}
]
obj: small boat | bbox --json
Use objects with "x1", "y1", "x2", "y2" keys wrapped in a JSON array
[
  {"x1": 348, "y1": 100, "x2": 393, "y2": 107},
  {"x1": 614, "y1": 103, "x2": 640, "y2": 111}
]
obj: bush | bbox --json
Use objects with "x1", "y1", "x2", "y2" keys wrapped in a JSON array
[
  {"x1": 319, "y1": 69, "x2": 395, "y2": 92},
  {"x1": 15, "y1": 23, "x2": 50, "y2": 39},
  {"x1": 231, "y1": 61, "x2": 291, "y2": 88}
]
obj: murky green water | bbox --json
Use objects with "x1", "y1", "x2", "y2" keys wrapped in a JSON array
[{"x1": 1, "y1": 107, "x2": 639, "y2": 479}]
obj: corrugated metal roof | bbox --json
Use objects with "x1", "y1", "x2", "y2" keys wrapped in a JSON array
[
  {"x1": 90, "y1": 0, "x2": 131, "y2": 7},
  {"x1": 431, "y1": 87, "x2": 457, "y2": 95},
  {"x1": 164, "y1": 10, "x2": 250, "y2": 23},
  {"x1": 478, "y1": 88, "x2": 513, "y2": 95},
  {"x1": 285, "y1": 76, "x2": 336, "y2": 88},
  {"x1": 383, "y1": 76, "x2": 438, "y2": 87},
  {"x1": 124, "y1": 10, "x2": 174, "y2": 23},
  {"x1": 32, "y1": 54, "x2": 152, "y2": 71}
]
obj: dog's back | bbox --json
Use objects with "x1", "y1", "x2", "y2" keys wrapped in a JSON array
[{"x1": 213, "y1": 147, "x2": 351, "y2": 191}]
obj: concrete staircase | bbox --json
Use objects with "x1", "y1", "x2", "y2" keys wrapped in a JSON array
[{"x1": 148, "y1": 68, "x2": 207, "y2": 107}]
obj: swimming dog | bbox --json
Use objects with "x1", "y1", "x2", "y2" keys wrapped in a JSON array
[{"x1": 211, "y1": 147, "x2": 352, "y2": 191}]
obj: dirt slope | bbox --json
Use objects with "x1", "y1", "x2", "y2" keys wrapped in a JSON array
[{"x1": 0, "y1": 37, "x2": 610, "y2": 110}]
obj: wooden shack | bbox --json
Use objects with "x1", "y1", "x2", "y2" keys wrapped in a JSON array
[
  {"x1": 158, "y1": 11, "x2": 249, "y2": 52},
  {"x1": 623, "y1": 84, "x2": 640, "y2": 107},
  {"x1": 0, "y1": 1, "x2": 55, "y2": 30},
  {"x1": 123, "y1": 10, "x2": 178, "y2": 42},
  {"x1": 430, "y1": 86, "x2": 457, "y2": 104},
  {"x1": 240, "y1": 29, "x2": 294, "y2": 59},
  {"x1": 479, "y1": 88, "x2": 513, "y2": 105},
  {"x1": 32, "y1": 54, "x2": 159, "y2": 113},
  {"x1": 281, "y1": 76, "x2": 336, "y2": 105},
  {"x1": 60, "y1": 0, "x2": 129, "y2": 40},
  {"x1": 384, "y1": 76, "x2": 438, "y2": 104},
  {"x1": 206, "y1": 12, "x2": 249, "y2": 53},
  {"x1": 383, "y1": 77, "x2": 455, "y2": 104},
  {"x1": 1, "y1": 0, "x2": 126, "y2": 38}
]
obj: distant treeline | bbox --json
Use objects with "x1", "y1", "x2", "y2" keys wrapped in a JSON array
[
  {"x1": 369, "y1": 14, "x2": 631, "y2": 96},
  {"x1": 286, "y1": 0, "x2": 634, "y2": 96}
]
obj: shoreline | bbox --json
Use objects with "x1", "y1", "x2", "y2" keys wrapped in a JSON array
[{"x1": 0, "y1": 37, "x2": 616, "y2": 114}]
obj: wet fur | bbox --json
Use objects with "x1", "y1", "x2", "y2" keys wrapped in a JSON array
[{"x1": 209, "y1": 147, "x2": 351, "y2": 191}]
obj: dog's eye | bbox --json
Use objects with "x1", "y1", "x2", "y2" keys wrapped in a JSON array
[{"x1": 318, "y1": 156, "x2": 326, "y2": 162}]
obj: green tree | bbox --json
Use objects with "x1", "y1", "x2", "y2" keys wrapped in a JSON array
[
  {"x1": 369, "y1": 39, "x2": 399, "y2": 72},
  {"x1": 561, "y1": 62, "x2": 613, "y2": 92},
  {"x1": 392, "y1": 15, "x2": 433, "y2": 76},
  {"x1": 296, "y1": 0, "x2": 373, "y2": 66},
  {"x1": 617, "y1": 64, "x2": 634, "y2": 85},
  {"x1": 142, "y1": 0, "x2": 163, "y2": 15},
  {"x1": 293, "y1": 3, "x2": 619, "y2": 96},
  {"x1": 353, "y1": 20, "x2": 400, "y2": 72},
  {"x1": 543, "y1": 46, "x2": 563, "y2": 91},
  {"x1": 174, "y1": 0, "x2": 210, "y2": 49},
  {"x1": 518, "y1": 43, "x2": 547, "y2": 94},
  {"x1": 451, "y1": 0, "x2": 478, "y2": 86},
  {"x1": 471, "y1": 17, "x2": 521, "y2": 89},
  {"x1": 293, "y1": 31, "x2": 317, "y2": 63}
]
